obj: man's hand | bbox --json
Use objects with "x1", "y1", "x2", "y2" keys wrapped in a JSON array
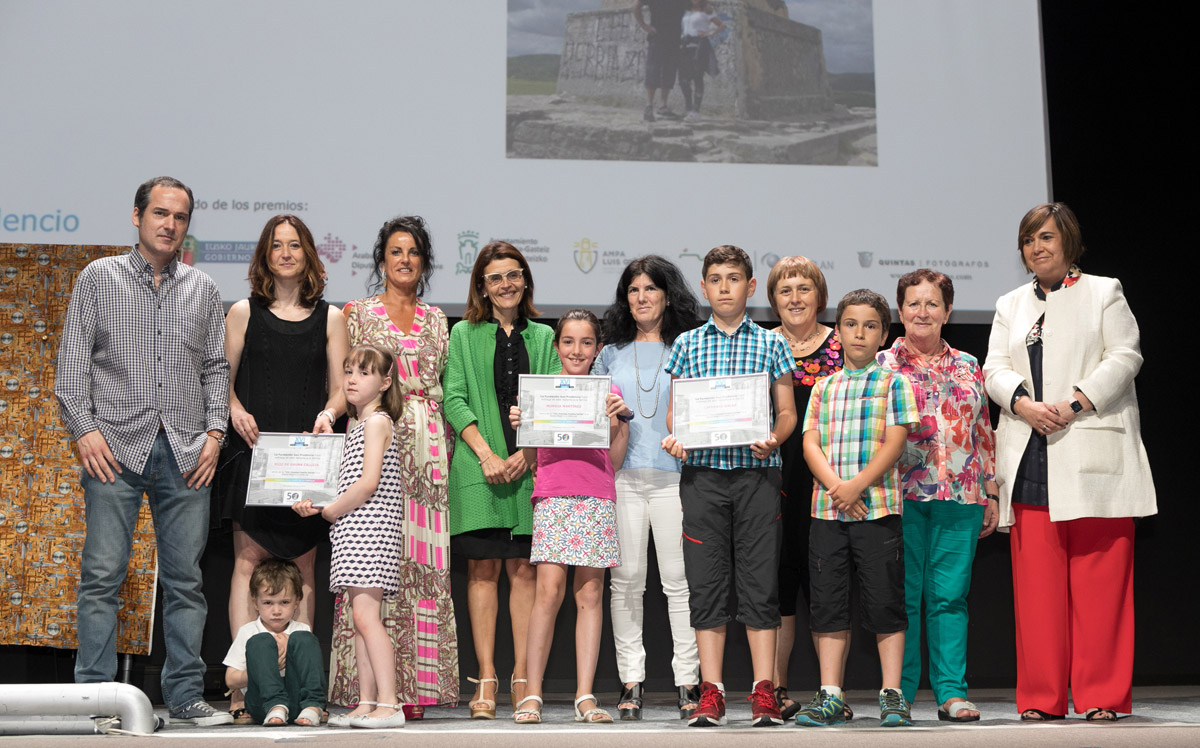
[
  {"x1": 184, "y1": 433, "x2": 221, "y2": 489},
  {"x1": 77, "y1": 430, "x2": 121, "y2": 483}
]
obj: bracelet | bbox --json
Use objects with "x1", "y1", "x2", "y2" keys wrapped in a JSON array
[
  {"x1": 319, "y1": 409, "x2": 335, "y2": 425},
  {"x1": 478, "y1": 454, "x2": 494, "y2": 465}
]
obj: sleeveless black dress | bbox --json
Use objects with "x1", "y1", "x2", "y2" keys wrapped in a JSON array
[{"x1": 214, "y1": 299, "x2": 331, "y2": 558}]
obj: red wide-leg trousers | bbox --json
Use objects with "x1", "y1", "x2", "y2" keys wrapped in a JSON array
[{"x1": 1010, "y1": 504, "x2": 1135, "y2": 715}]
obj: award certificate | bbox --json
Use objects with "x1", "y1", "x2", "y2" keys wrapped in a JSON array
[
  {"x1": 671, "y1": 372, "x2": 771, "y2": 449},
  {"x1": 516, "y1": 374, "x2": 611, "y2": 448},
  {"x1": 245, "y1": 432, "x2": 346, "y2": 507}
]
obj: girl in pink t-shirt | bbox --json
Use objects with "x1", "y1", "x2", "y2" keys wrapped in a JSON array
[{"x1": 508, "y1": 309, "x2": 632, "y2": 724}]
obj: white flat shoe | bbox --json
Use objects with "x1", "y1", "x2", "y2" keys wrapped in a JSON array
[
  {"x1": 350, "y1": 703, "x2": 406, "y2": 729},
  {"x1": 330, "y1": 700, "x2": 375, "y2": 726}
]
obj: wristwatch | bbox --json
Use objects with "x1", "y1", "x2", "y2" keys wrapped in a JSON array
[{"x1": 1069, "y1": 399, "x2": 1083, "y2": 414}]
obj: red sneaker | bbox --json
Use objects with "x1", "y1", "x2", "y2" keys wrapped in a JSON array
[
  {"x1": 688, "y1": 682, "x2": 726, "y2": 727},
  {"x1": 749, "y1": 680, "x2": 784, "y2": 726}
]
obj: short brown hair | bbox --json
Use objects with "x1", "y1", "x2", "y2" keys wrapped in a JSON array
[
  {"x1": 248, "y1": 215, "x2": 327, "y2": 307},
  {"x1": 835, "y1": 288, "x2": 891, "y2": 328},
  {"x1": 701, "y1": 245, "x2": 753, "y2": 279},
  {"x1": 250, "y1": 558, "x2": 303, "y2": 600},
  {"x1": 134, "y1": 176, "x2": 194, "y2": 218},
  {"x1": 896, "y1": 268, "x2": 953, "y2": 309},
  {"x1": 1018, "y1": 202, "x2": 1085, "y2": 271},
  {"x1": 344, "y1": 344, "x2": 405, "y2": 422},
  {"x1": 463, "y1": 241, "x2": 539, "y2": 324},
  {"x1": 766, "y1": 255, "x2": 828, "y2": 316}
]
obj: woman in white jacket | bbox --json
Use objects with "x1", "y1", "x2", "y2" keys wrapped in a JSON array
[{"x1": 983, "y1": 202, "x2": 1155, "y2": 722}]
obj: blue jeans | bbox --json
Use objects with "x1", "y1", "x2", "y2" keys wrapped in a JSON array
[{"x1": 75, "y1": 431, "x2": 211, "y2": 710}]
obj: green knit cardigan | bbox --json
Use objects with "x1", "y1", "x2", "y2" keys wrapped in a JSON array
[{"x1": 444, "y1": 319, "x2": 560, "y2": 536}]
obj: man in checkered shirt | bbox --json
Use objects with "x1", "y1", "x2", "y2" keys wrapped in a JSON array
[{"x1": 55, "y1": 176, "x2": 233, "y2": 726}]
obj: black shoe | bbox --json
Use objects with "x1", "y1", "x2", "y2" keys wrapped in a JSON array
[
  {"x1": 775, "y1": 686, "x2": 801, "y2": 721},
  {"x1": 618, "y1": 682, "x2": 643, "y2": 721},
  {"x1": 643, "y1": 105, "x2": 655, "y2": 122},
  {"x1": 678, "y1": 684, "x2": 701, "y2": 719}
]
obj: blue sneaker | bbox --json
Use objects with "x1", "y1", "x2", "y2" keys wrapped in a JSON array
[
  {"x1": 879, "y1": 688, "x2": 912, "y2": 727},
  {"x1": 794, "y1": 689, "x2": 846, "y2": 727}
]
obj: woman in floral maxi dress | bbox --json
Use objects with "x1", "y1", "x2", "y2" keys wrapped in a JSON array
[{"x1": 327, "y1": 216, "x2": 458, "y2": 715}]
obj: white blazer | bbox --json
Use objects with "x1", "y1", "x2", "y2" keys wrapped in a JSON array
[{"x1": 983, "y1": 273, "x2": 1156, "y2": 527}]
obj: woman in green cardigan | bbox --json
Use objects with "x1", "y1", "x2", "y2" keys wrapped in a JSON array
[{"x1": 444, "y1": 240, "x2": 561, "y2": 719}]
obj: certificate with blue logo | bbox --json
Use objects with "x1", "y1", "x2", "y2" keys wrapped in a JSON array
[
  {"x1": 516, "y1": 374, "x2": 611, "y2": 448},
  {"x1": 671, "y1": 372, "x2": 770, "y2": 449},
  {"x1": 245, "y1": 432, "x2": 346, "y2": 506}
]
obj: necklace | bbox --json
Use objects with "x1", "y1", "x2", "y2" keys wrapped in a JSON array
[
  {"x1": 780, "y1": 324, "x2": 823, "y2": 350},
  {"x1": 632, "y1": 341, "x2": 667, "y2": 419}
]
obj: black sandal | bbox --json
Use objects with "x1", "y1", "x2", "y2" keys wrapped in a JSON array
[
  {"x1": 1085, "y1": 707, "x2": 1118, "y2": 721},
  {"x1": 1021, "y1": 708, "x2": 1065, "y2": 721},
  {"x1": 775, "y1": 686, "x2": 800, "y2": 720},
  {"x1": 618, "y1": 682, "x2": 643, "y2": 721},
  {"x1": 678, "y1": 685, "x2": 700, "y2": 719}
]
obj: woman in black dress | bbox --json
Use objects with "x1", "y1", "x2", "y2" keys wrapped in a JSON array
[{"x1": 214, "y1": 214, "x2": 350, "y2": 719}]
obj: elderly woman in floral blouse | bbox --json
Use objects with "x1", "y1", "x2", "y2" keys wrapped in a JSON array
[{"x1": 878, "y1": 269, "x2": 998, "y2": 723}]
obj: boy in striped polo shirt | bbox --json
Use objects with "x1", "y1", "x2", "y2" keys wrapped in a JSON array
[
  {"x1": 662, "y1": 245, "x2": 797, "y2": 727},
  {"x1": 796, "y1": 289, "x2": 918, "y2": 728}
]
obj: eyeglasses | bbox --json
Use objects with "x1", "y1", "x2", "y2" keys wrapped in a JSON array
[{"x1": 482, "y1": 269, "x2": 524, "y2": 286}]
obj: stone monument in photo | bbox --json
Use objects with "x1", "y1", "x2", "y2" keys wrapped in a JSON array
[{"x1": 557, "y1": 0, "x2": 834, "y2": 119}]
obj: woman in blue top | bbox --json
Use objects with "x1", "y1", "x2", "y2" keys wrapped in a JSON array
[{"x1": 592, "y1": 255, "x2": 702, "y2": 720}]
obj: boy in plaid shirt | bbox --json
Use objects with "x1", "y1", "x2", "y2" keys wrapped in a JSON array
[
  {"x1": 662, "y1": 245, "x2": 797, "y2": 727},
  {"x1": 796, "y1": 289, "x2": 918, "y2": 727}
]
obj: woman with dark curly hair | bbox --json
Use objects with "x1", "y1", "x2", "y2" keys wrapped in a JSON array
[
  {"x1": 592, "y1": 255, "x2": 703, "y2": 720},
  {"x1": 325, "y1": 216, "x2": 459, "y2": 721}
]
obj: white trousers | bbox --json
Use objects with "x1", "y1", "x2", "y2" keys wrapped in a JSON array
[{"x1": 610, "y1": 467, "x2": 700, "y2": 685}]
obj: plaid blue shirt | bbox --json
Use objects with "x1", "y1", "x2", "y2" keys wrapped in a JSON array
[
  {"x1": 664, "y1": 314, "x2": 794, "y2": 469},
  {"x1": 55, "y1": 248, "x2": 230, "y2": 474}
]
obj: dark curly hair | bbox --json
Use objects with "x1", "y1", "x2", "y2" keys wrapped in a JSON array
[
  {"x1": 368, "y1": 215, "x2": 434, "y2": 297},
  {"x1": 601, "y1": 255, "x2": 702, "y2": 346}
]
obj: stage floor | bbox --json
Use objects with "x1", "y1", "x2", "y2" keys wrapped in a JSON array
[{"x1": 4, "y1": 686, "x2": 1200, "y2": 746}]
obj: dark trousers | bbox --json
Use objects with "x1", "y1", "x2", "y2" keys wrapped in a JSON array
[
  {"x1": 680, "y1": 465, "x2": 782, "y2": 630},
  {"x1": 245, "y1": 631, "x2": 327, "y2": 723}
]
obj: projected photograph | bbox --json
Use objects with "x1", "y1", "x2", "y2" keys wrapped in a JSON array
[{"x1": 507, "y1": 0, "x2": 876, "y2": 165}]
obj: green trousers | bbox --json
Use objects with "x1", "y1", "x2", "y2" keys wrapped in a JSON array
[
  {"x1": 245, "y1": 630, "x2": 327, "y2": 723},
  {"x1": 900, "y1": 499, "x2": 983, "y2": 705}
]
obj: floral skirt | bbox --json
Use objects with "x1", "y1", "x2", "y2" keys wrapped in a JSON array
[{"x1": 530, "y1": 496, "x2": 621, "y2": 568}]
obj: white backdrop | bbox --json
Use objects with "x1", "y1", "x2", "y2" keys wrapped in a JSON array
[{"x1": 0, "y1": 0, "x2": 1048, "y2": 319}]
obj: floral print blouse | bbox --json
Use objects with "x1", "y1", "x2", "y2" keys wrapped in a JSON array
[
  {"x1": 793, "y1": 329, "x2": 842, "y2": 386},
  {"x1": 878, "y1": 338, "x2": 996, "y2": 505}
]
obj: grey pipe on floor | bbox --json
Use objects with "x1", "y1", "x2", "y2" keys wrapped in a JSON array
[{"x1": 0, "y1": 682, "x2": 158, "y2": 735}]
